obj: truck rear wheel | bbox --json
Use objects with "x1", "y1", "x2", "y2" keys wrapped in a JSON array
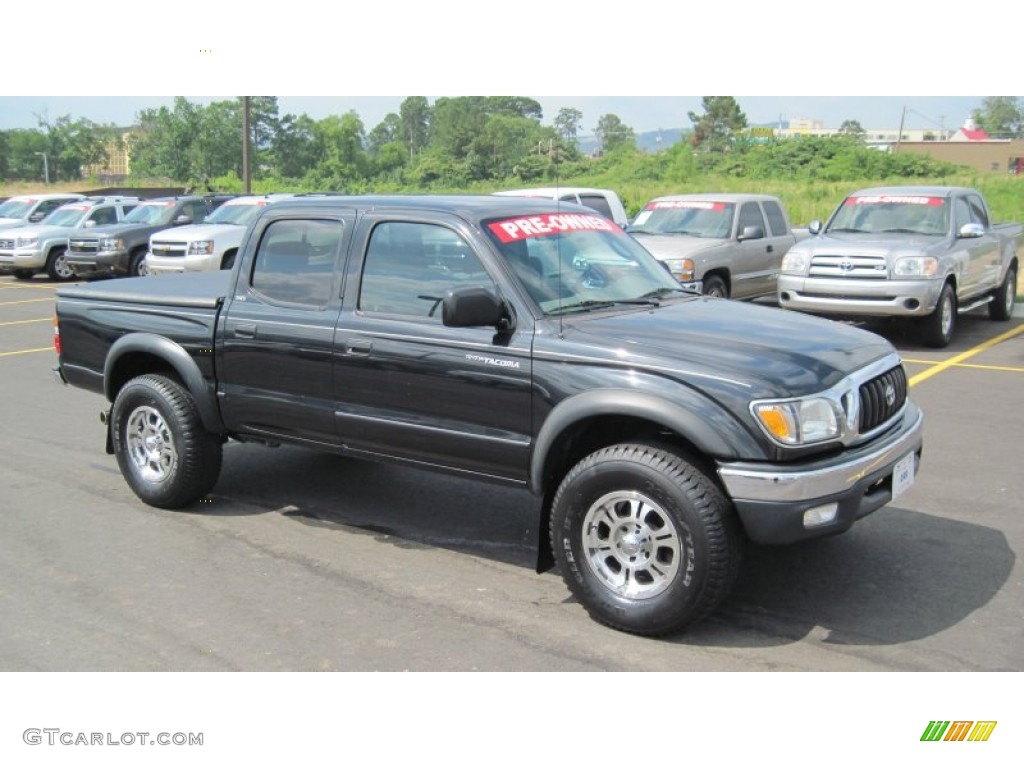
[
  {"x1": 550, "y1": 442, "x2": 741, "y2": 636},
  {"x1": 918, "y1": 282, "x2": 956, "y2": 347},
  {"x1": 989, "y1": 264, "x2": 1016, "y2": 321},
  {"x1": 111, "y1": 374, "x2": 222, "y2": 508}
]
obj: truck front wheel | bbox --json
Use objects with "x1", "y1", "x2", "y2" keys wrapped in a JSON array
[
  {"x1": 45, "y1": 247, "x2": 74, "y2": 281},
  {"x1": 703, "y1": 275, "x2": 728, "y2": 298},
  {"x1": 111, "y1": 374, "x2": 222, "y2": 508},
  {"x1": 550, "y1": 443, "x2": 741, "y2": 636},
  {"x1": 989, "y1": 264, "x2": 1016, "y2": 321},
  {"x1": 918, "y1": 282, "x2": 956, "y2": 347}
]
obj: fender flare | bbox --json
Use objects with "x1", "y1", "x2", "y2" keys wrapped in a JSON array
[
  {"x1": 104, "y1": 333, "x2": 224, "y2": 433},
  {"x1": 529, "y1": 388, "x2": 761, "y2": 493}
]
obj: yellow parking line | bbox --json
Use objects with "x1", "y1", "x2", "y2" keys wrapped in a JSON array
[
  {"x1": 909, "y1": 324, "x2": 1024, "y2": 387},
  {"x1": 0, "y1": 282, "x2": 75, "y2": 290},
  {"x1": 0, "y1": 297, "x2": 54, "y2": 306},
  {"x1": 0, "y1": 318, "x2": 50, "y2": 327},
  {"x1": 903, "y1": 357, "x2": 1024, "y2": 374},
  {"x1": 0, "y1": 346, "x2": 52, "y2": 357}
]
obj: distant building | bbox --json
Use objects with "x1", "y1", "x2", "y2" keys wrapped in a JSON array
[
  {"x1": 81, "y1": 130, "x2": 133, "y2": 181},
  {"x1": 948, "y1": 116, "x2": 991, "y2": 142}
]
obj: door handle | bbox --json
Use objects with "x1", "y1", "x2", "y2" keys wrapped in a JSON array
[
  {"x1": 766, "y1": 244, "x2": 774, "y2": 253},
  {"x1": 235, "y1": 323, "x2": 257, "y2": 338},
  {"x1": 346, "y1": 340, "x2": 373, "y2": 356}
]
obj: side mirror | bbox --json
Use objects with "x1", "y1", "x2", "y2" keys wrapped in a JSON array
[
  {"x1": 174, "y1": 215, "x2": 193, "y2": 226},
  {"x1": 737, "y1": 225, "x2": 764, "y2": 241},
  {"x1": 442, "y1": 286, "x2": 507, "y2": 329},
  {"x1": 958, "y1": 222, "x2": 984, "y2": 239},
  {"x1": 808, "y1": 219, "x2": 823, "y2": 235}
]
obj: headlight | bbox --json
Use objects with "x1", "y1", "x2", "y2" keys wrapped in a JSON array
[
  {"x1": 662, "y1": 257, "x2": 695, "y2": 281},
  {"x1": 188, "y1": 240, "x2": 214, "y2": 255},
  {"x1": 15, "y1": 237, "x2": 38, "y2": 248},
  {"x1": 893, "y1": 256, "x2": 938, "y2": 277},
  {"x1": 100, "y1": 238, "x2": 124, "y2": 251},
  {"x1": 753, "y1": 396, "x2": 843, "y2": 445},
  {"x1": 781, "y1": 251, "x2": 809, "y2": 274}
]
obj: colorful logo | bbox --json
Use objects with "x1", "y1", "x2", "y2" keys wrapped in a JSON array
[{"x1": 921, "y1": 721, "x2": 997, "y2": 742}]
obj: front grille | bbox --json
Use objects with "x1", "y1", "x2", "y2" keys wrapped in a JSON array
[
  {"x1": 0, "y1": 239, "x2": 15, "y2": 249},
  {"x1": 809, "y1": 254, "x2": 888, "y2": 279},
  {"x1": 69, "y1": 239, "x2": 99, "y2": 254},
  {"x1": 150, "y1": 241, "x2": 187, "y2": 258},
  {"x1": 859, "y1": 365, "x2": 907, "y2": 433}
]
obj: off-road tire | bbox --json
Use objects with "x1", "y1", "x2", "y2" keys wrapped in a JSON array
[
  {"x1": 111, "y1": 374, "x2": 222, "y2": 508},
  {"x1": 550, "y1": 442, "x2": 741, "y2": 636}
]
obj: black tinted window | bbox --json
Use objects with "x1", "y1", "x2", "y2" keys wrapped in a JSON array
[
  {"x1": 251, "y1": 219, "x2": 342, "y2": 307},
  {"x1": 359, "y1": 222, "x2": 493, "y2": 317},
  {"x1": 761, "y1": 200, "x2": 788, "y2": 236},
  {"x1": 89, "y1": 206, "x2": 118, "y2": 226},
  {"x1": 737, "y1": 202, "x2": 766, "y2": 235},
  {"x1": 578, "y1": 194, "x2": 614, "y2": 220}
]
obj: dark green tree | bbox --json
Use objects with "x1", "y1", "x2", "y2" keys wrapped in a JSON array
[
  {"x1": 399, "y1": 96, "x2": 431, "y2": 158},
  {"x1": 971, "y1": 96, "x2": 1023, "y2": 138},
  {"x1": 554, "y1": 107, "x2": 583, "y2": 143},
  {"x1": 595, "y1": 113, "x2": 635, "y2": 152},
  {"x1": 688, "y1": 96, "x2": 748, "y2": 152}
]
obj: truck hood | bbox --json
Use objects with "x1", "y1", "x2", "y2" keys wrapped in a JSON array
[
  {"x1": 78, "y1": 222, "x2": 169, "y2": 239},
  {"x1": 9, "y1": 224, "x2": 75, "y2": 240},
  {"x1": 57, "y1": 270, "x2": 232, "y2": 309},
  {"x1": 150, "y1": 223, "x2": 244, "y2": 243},
  {"x1": 630, "y1": 233, "x2": 727, "y2": 260},
  {"x1": 562, "y1": 297, "x2": 894, "y2": 399},
  {"x1": 793, "y1": 232, "x2": 946, "y2": 258},
  {"x1": 0, "y1": 218, "x2": 28, "y2": 228}
]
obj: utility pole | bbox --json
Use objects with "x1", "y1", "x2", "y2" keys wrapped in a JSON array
[
  {"x1": 241, "y1": 96, "x2": 252, "y2": 194},
  {"x1": 34, "y1": 152, "x2": 49, "y2": 184},
  {"x1": 895, "y1": 105, "x2": 907, "y2": 153}
]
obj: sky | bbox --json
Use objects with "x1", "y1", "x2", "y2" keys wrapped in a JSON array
[{"x1": 0, "y1": 95, "x2": 988, "y2": 136}]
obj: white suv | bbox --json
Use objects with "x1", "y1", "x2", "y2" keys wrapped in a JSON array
[
  {"x1": 145, "y1": 193, "x2": 296, "y2": 274},
  {"x1": 492, "y1": 186, "x2": 629, "y2": 228},
  {"x1": 0, "y1": 192, "x2": 87, "y2": 229}
]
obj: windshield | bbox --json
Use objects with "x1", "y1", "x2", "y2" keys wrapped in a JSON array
[
  {"x1": 0, "y1": 200, "x2": 32, "y2": 218},
  {"x1": 41, "y1": 206, "x2": 90, "y2": 227},
  {"x1": 123, "y1": 202, "x2": 176, "y2": 225},
  {"x1": 828, "y1": 194, "x2": 948, "y2": 236},
  {"x1": 204, "y1": 201, "x2": 264, "y2": 226},
  {"x1": 629, "y1": 200, "x2": 735, "y2": 237},
  {"x1": 484, "y1": 213, "x2": 686, "y2": 314}
]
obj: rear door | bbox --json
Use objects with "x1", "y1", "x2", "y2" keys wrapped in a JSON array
[
  {"x1": 332, "y1": 212, "x2": 534, "y2": 483},
  {"x1": 217, "y1": 208, "x2": 354, "y2": 444}
]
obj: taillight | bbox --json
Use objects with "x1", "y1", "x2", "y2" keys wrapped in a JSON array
[{"x1": 53, "y1": 315, "x2": 61, "y2": 355}]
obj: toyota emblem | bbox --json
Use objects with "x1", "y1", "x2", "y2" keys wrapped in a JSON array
[
  {"x1": 839, "y1": 258, "x2": 855, "y2": 272},
  {"x1": 884, "y1": 383, "x2": 896, "y2": 407}
]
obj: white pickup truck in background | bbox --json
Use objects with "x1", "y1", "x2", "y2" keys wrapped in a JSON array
[
  {"x1": 777, "y1": 186, "x2": 1022, "y2": 347},
  {"x1": 627, "y1": 193, "x2": 807, "y2": 300}
]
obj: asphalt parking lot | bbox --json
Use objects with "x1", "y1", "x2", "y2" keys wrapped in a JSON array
[{"x1": 1, "y1": 274, "x2": 1021, "y2": 671}]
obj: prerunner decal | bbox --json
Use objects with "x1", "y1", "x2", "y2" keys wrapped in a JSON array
[
  {"x1": 847, "y1": 196, "x2": 944, "y2": 206},
  {"x1": 646, "y1": 201, "x2": 726, "y2": 211},
  {"x1": 488, "y1": 213, "x2": 619, "y2": 242}
]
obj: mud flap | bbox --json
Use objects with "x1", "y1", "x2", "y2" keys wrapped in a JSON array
[{"x1": 100, "y1": 409, "x2": 114, "y2": 454}]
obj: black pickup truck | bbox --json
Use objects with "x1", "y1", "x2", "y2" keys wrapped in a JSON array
[{"x1": 53, "y1": 195, "x2": 924, "y2": 636}]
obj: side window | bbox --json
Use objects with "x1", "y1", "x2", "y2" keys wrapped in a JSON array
[
  {"x1": 558, "y1": 194, "x2": 579, "y2": 204},
  {"x1": 953, "y1": 198, "x2": 972, "y2": 231},
  {"x1": 121, "y1": 204, "x2": 138, "y2": 217},
  {"x1": 578, "y1": 194, "x2": 615, "y2": 221},
  {"x1": 30, "y1": 200, "x2": 62, "y2": 221},
  {"x1": 183, "y1": 201, "x2": 208, "y2": 223},
  {"x1": 761, "y1": 200, "x2": 789, "y2": 236},
  {"x1": 966, "y1": 195, "x2": 989, "y2": 228},
  {"x1": 251, "y1": 219, "x2": 342, "y2": 307},
  {"x1": 89, "y1": 206, "x2": 118, "y2": 226},
  {"x1": 737, "y1": 202, "x2": 766, "y2": 235},
  {"x1": 359, "y1": 221, "x2": 494, "y2": 318}
]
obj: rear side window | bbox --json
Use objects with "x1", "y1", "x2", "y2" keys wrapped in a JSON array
[
  {"x1": 761, "y1": 200, "x2": 789, "y2": 236},
  {"x1": 966, "y1": 195, "x2": 989, "y2": 227},
  {"x1": 578, "y1": 194, "x2": 615, "y2": 221},
  {"x1": 251, "y1": 219, "x2": 342, "y2": 307}
]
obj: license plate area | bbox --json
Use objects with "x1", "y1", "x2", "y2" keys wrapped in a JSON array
[{"x1": 891, "y1": 452, "x2": 916, "y2": 499}]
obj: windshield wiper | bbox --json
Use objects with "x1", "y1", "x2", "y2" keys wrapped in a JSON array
[
  {"x1": 828, "y1": 227, "x2": 866, "y2": 233},
  {"x1": 881, "y1": 228, "x2": 929, "y2": 234},
  {"x1": 547, "y1": 300, "x2": 617, "y2": 315}
]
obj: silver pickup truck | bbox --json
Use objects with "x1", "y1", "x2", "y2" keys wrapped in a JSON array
[
  {"x1": 628, "y1": 193, "x2": 806, "y2": 300},
  {"x1": 778, "y1": 186, "x2": 1022, "y2": 347}
]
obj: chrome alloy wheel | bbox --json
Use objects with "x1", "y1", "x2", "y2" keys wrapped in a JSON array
[
  {"x1": 125, "y1": 405, "x2": 176, "y2": 483},
  {"x1": 940, "y1": 291, "x2": 954, "y2": 338},
  {"x1": 581, "y1": 491, "x2": 682, "y2": 600}
]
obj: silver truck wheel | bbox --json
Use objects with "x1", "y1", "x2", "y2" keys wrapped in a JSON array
[
  {"x1": 989, "y1": 264, "x2": 1016, "y2": 321},
  {"x1": 112, "y1": 374, "x2": 222, "y2": 508},
  {"x1": 551, "y1": 442, "x2": 741, "y2": 636},
  {"x1": 919, "y1": 282, "x2": 955, "y2": 348},
  {"x1": 45, "y1": 247, "x2": 74, "y2": 281}
]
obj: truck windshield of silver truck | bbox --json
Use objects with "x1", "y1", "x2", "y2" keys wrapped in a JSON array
[
  {"x1": 829, "y1": 195, "x2": 949, "y2": 236},
  {"x1": 628, "y1": 200, "x2": 736, "y2": 238}
]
